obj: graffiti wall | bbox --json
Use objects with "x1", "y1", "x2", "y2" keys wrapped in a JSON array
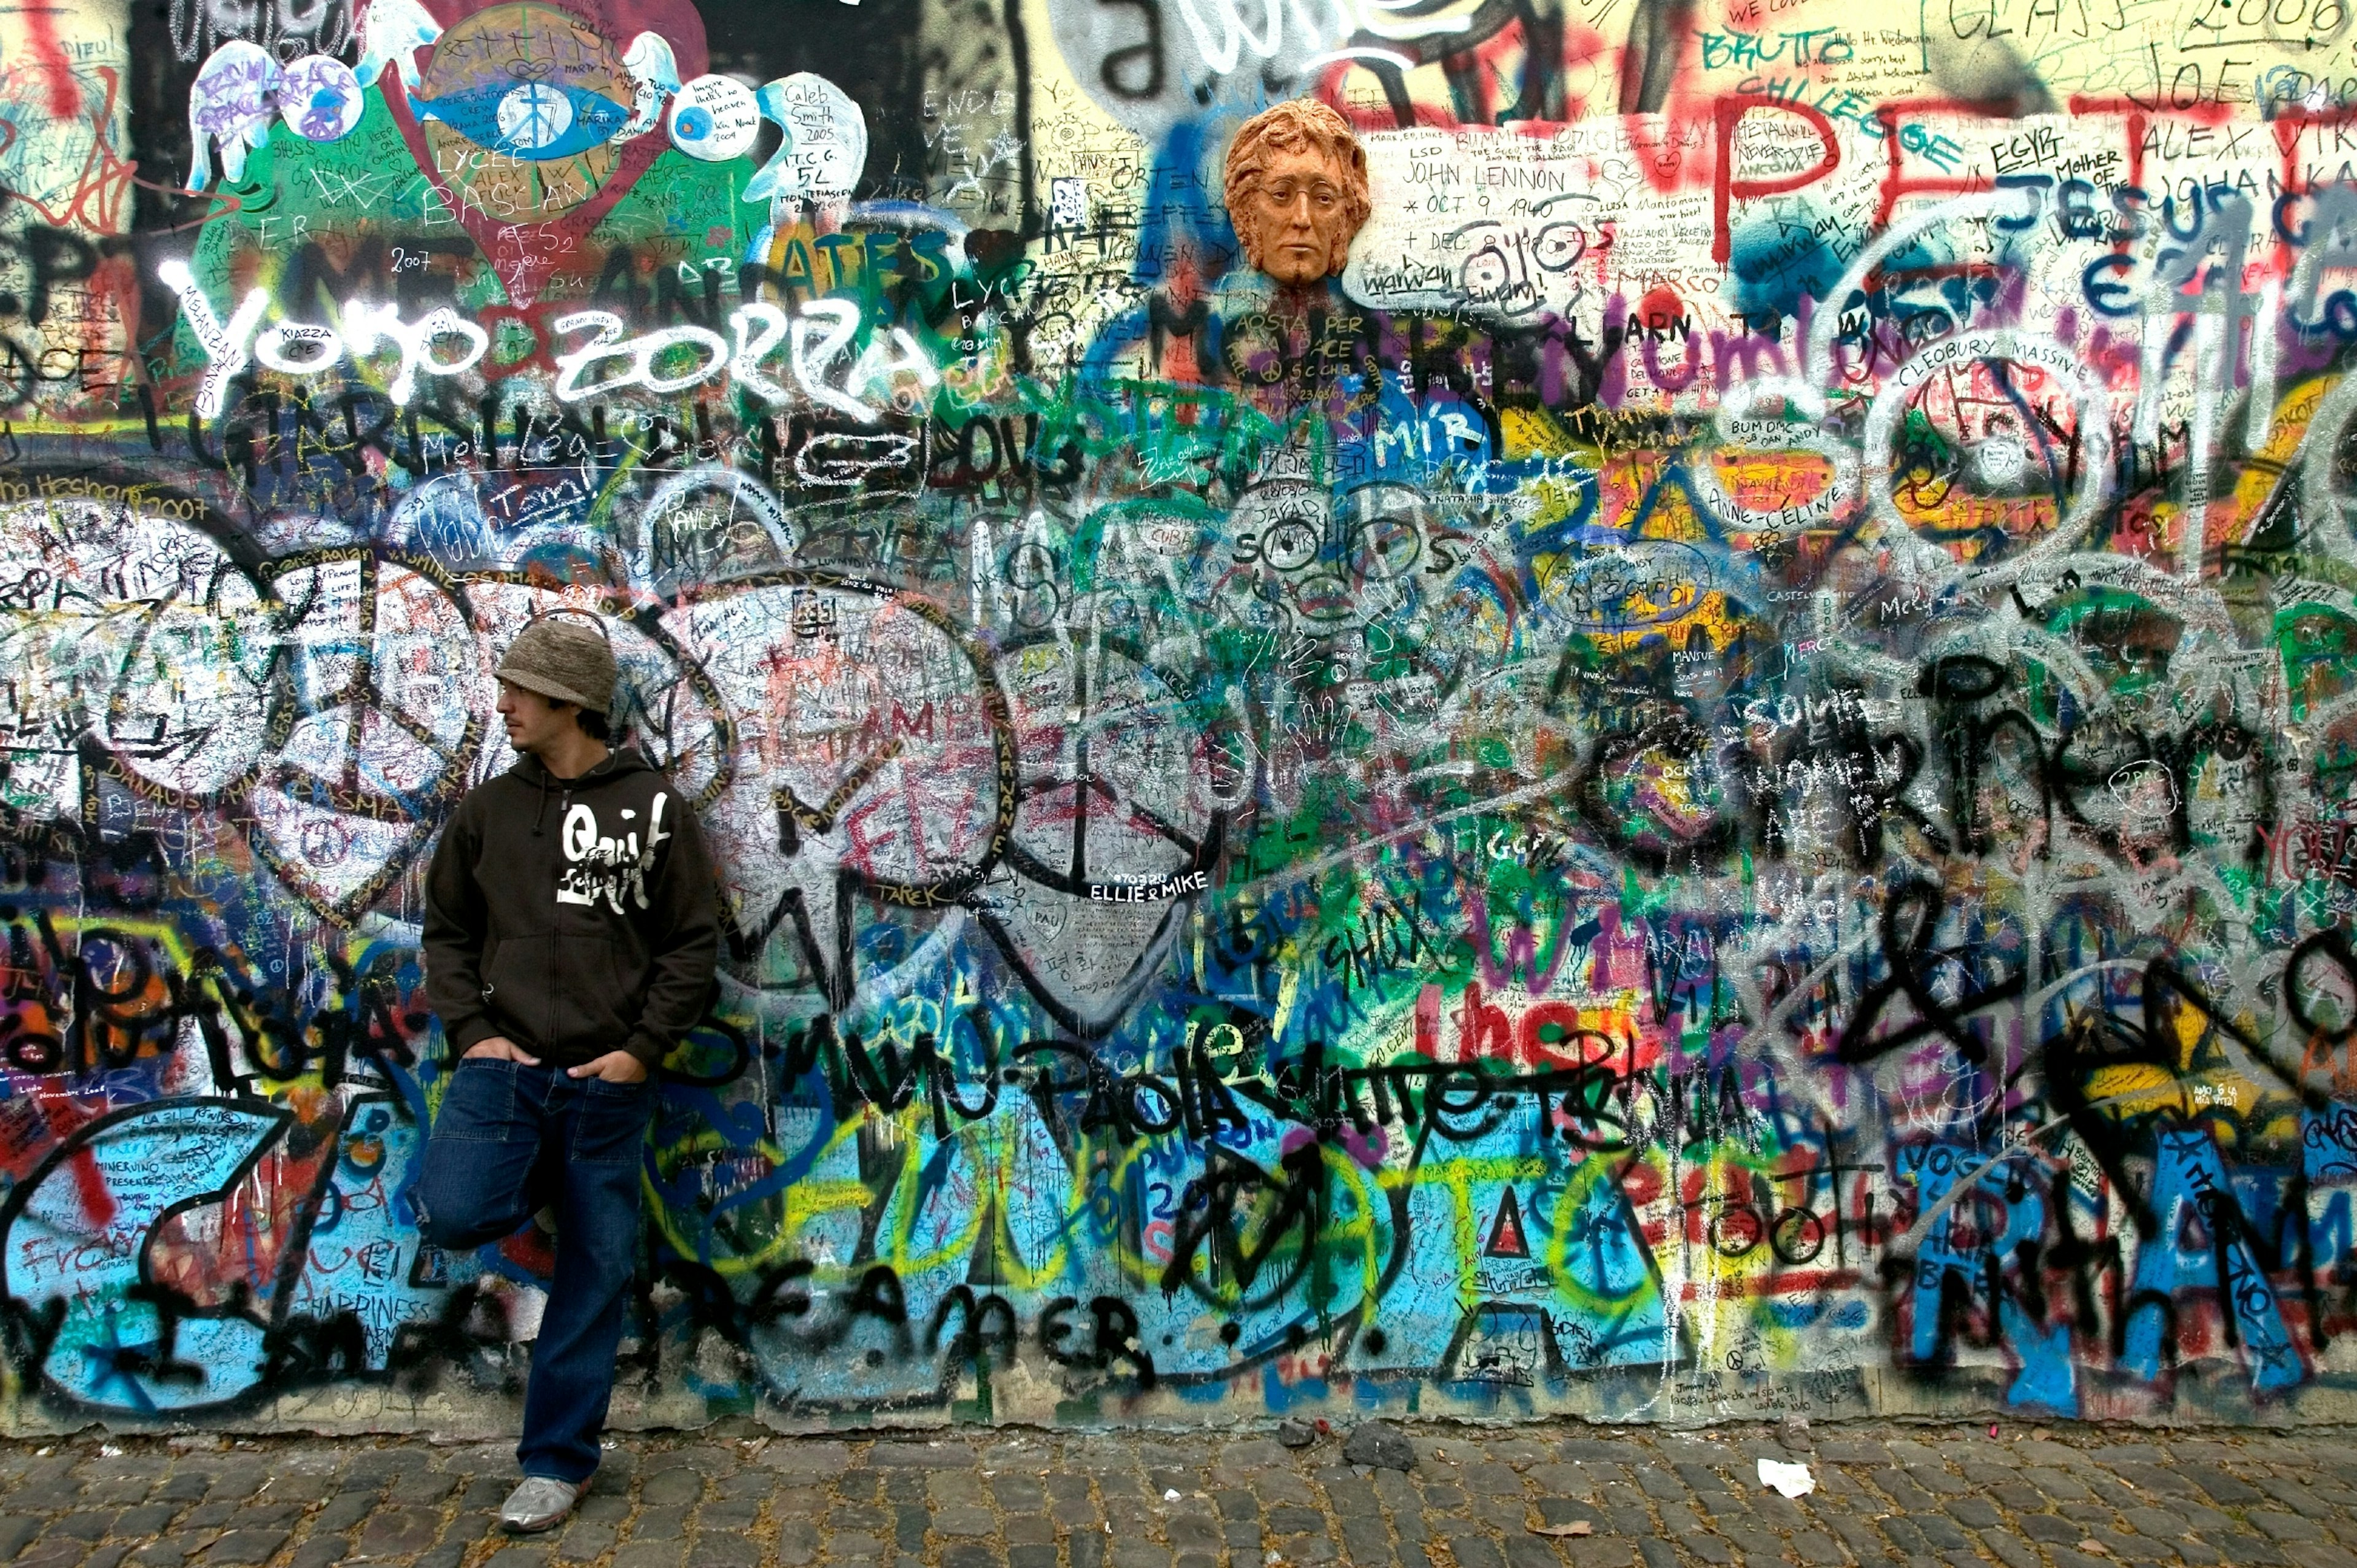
[{"x1": 10, "y1": 0, "x2": 2357, "y2": 1436}]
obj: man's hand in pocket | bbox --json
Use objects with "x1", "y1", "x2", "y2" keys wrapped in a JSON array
[
  {"x1": 568, "y1": 1050, "x2": 648, "y2": 1084},
  {"x1": 465, "y1": 1037, "x2": 541, "y2": 1064}
]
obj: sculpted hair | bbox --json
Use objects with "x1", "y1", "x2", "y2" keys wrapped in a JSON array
[{"x1": 1223, "y1": 99, "x2": 1372, "y2": 273}]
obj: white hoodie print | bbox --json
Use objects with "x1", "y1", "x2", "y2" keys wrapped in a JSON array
[{"x1": 557, "y1": 792, "x2": 675, "y2": 913}]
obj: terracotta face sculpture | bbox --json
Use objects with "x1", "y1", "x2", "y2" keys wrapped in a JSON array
[{"x1": 1224, "y1": 99, "x2": 1371, "y2": 287}]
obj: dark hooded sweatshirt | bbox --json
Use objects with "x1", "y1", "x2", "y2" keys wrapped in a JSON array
[{"x1": 422, "y1": 747, "x2": 721, "y2": 1070}]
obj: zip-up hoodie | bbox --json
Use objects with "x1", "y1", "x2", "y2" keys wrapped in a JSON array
[{"x1": 422, "y1": 747, "x2": 721, "y2": 1070}]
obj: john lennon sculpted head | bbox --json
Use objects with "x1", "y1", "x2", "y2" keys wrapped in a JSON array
[{"x1": 1223, "y1": 99, "x2": 1372, "y2": 287}]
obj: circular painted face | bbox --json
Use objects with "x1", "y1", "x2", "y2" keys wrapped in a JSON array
[
  {"x1": 414, "y1": 1, "x2": 632, "y2": 221},
  {"x1": 1244, "y1": 144, "x2": 1354, "y2": 286}
]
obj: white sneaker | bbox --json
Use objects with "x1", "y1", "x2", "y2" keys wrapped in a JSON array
[{"x1": 499, "y1": 1475, "x2": 584, "y2": 1533}]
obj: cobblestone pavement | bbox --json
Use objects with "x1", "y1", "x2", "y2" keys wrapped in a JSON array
[{"x1": 2, "y1": 1419, "x2": 2355, "y2": 1568}]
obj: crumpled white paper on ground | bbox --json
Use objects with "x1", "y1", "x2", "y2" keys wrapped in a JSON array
[{"x1": 1757, "y1": 1459, "x2": 1816, "y2": 1498}]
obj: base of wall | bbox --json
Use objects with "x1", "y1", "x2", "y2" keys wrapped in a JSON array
[{"x1": 3, "y1": 1354, "x2": 2343, "y2": 1439}]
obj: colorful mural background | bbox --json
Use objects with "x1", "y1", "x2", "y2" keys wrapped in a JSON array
[{"x1": 2, "y1": 0, "x2": 2357, "y2": 1435}]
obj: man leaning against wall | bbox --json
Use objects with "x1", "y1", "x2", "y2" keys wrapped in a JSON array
[{"x1": 416, "y1": 615, "x2": 722, "y2": 1534}]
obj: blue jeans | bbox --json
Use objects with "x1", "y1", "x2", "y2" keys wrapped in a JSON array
[{"x1": 414, "y1": 1057, "x2": 656, "y2": 1485}]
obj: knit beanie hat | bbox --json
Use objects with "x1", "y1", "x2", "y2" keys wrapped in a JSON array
[{"x1": 496, "y1": 617, "x2": 617, "y2": 714}]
